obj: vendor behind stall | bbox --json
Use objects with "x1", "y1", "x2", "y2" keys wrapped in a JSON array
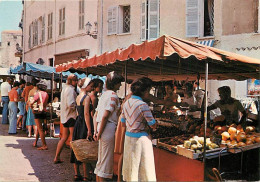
[
  {"x1": 164, "y1": 83, "x2": 181, "y2": 103},
  {"x1": 183, "y1": 82, "x2": 201, "y2": 118},
  {"x1": 207, "y1": 86, "x2": 246, "y2": 127}
]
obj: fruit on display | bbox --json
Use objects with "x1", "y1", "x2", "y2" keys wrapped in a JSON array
[
  {"x1": 182, "y1": 136, "x2": 219, "y2": 153},
  {"x1": 230, "y1": 133, "x2": 237, "y2": 141},
  {"x1": 159, "y1": 134, "x2": 192, "y2": 146},
  {"x1": 237, "y1": 133, "x2": 247, "y2": 143},
  {"x1": 228, "y1": 127, "x2": 237, "y2": 135},
  {"x1": 221, "y1": 132, "x2": 230, "y2": 141},
  {"x1": 238, "y1": 142, "x2": 246, "y2": 147},
  {"x1": 245, "y1": 126, "x2": 256, "y2": 134},
  {"x1": 255, "y1": 137, "x2": 260, "y2": 143}
]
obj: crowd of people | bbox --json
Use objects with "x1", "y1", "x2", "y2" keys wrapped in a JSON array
[
  {"x1": 1, "y1": 77, "x2": 49, "y2": 150},
  {"x1": 1, "y1": 73, "x2": 250, "y2": 182}
]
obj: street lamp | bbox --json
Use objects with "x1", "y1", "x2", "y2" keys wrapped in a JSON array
[{"x1": 85, "y1": 21, "x2": 97, "y2": 39}]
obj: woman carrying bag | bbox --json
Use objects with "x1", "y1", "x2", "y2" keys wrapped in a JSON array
[{"x1": 30, "y1": 80, "x2": 49, "y2": 150}]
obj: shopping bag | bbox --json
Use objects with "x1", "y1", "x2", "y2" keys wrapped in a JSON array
[{"x1": 70, "y1": 139, "x2": 98, "y2": 162}]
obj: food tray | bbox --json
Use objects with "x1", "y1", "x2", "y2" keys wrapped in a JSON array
[
  {"x1": 177, "y1": 145, "x2": 200, "y2": 159},
  {"x1": 177, "y1": 145, "x2": 226, "y2": 159},
  {"x1": 157, "y1": 137, "x2": 177, "y2": 153},
  {"x1": 228, "y1": 142, "x2": 260, "y2": 153}
]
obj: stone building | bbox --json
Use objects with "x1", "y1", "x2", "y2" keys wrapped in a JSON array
[{"x1": 0, "y1": 30, "x2": 22, "y2": 68}]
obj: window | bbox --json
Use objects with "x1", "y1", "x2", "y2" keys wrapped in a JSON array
[
  {"x1": 59, "y1": 8, "x2": 65, "y2": 35},
  {"x1": 32, "y1": 20, "x2": 38, "y2": 46},
  {"x1": 141, "y1": 0, "x2": 159, "y2": 41},
  {"x1": 118, "y1": 5, "x2": 130, "y2": 34},
  {"x1": 48, "y1": 12, "x2": 53, "y2": 40},
  {"x1": 28, "y1": 23, "x2": 32, "y2": 48},
  {"x1": 49, "y1": 58, "x2": 54, "y2": 67},
  {"x1": 107, "y1": 6, "x2": 118, "y2": 35},
  {"x1": 7, "y1": 42, "x2": 10, "y2": 46},
  {"x1": 186, "y1": 0, "x2": 214, "y2": 37},
  {"x1": 41, "y1": 15, "x2": 45, "y2": 43},
  {"x1": 79, "y1": 0, "x2": 85, "y2": 30}
]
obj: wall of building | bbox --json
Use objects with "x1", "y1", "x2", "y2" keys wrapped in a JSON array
[
  {"x1": 98, "y1": 0, "x2": 142, "y2": 54},
  {"x1": 0, "y1": 31, "x2": 22, "y2": 68},
  {"x1": 24, "y1": 0, "x2": 98, "y2": 66}
]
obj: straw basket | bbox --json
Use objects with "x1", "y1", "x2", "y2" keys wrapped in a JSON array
[{"x1": 70, "y1": 139, "x2": 98, "y2": 162}]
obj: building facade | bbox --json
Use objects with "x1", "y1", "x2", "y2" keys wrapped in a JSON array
[
  {"x1": 96, "y1": 0, "x2": 260, "y2": 99},
  {"x1": 23, "y1": 0, "x2": 98, "y2": 67},
  {"x1": 97, "y1": 0, "x2": 260, "y2": 58},
  {"x1": 0, "y1": 30, "x2": 22, "y2": 68}
]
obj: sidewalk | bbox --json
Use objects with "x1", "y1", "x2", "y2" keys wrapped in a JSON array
[{"x1": 0, "y1": 120, "x2": 78, "y2": 181}]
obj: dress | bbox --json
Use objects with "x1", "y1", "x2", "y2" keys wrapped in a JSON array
[{"x1": 70, "y1": 94, "x2": 94, "y2": 164}]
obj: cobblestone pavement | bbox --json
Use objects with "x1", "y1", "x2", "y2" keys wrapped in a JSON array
[{"x1": 0, "y1": 122, "x2": 78, "y2": 182}]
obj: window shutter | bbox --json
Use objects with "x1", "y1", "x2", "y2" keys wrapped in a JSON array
[
  {"x1": 28, "y1": 24, "x2": 31, "y2": 48},
  {"x1": 186, "y1": 0, "x2": 199, "y2": 37},
  {"x1": 141, "y1": 0, "x2": 147, "y2": 41},
  {"x1": 42, "y1": 15, "x2": 45, "y2": 42},
  {"x1": 107, "y1": 6, "x2": 118, "y2": 35},
  {"x1": 148, "y1": 0, "x2": 159, "y2": 40}
]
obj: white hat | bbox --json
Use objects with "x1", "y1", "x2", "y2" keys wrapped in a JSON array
[{"x1": 81, "y1": 77, "x2": 91, "y2": 89}]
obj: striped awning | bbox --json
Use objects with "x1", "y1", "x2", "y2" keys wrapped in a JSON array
[{"x1": 197, "y1": 40, "x2": 215, "y2": 47}]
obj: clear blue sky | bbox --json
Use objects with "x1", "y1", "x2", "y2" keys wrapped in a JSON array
[{"x1": 0, "y1": 0, "x2": 23, "y2": 41}]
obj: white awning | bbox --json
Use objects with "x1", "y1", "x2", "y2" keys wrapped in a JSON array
[{"x1": 197, "y1": 40, "x2": 215, "y2": 47}]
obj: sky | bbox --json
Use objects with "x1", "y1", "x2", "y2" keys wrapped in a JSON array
[{"x1": 0, "y1": 0, "x2": 23, "y2": 41}]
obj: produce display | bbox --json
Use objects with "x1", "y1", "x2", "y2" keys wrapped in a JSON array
[
  {"x1": 151, "y1": 125, "x2": 183, "y2": 139},
  {"x1": 182, "y1": 136, "x2": 219, "y2": 153}
]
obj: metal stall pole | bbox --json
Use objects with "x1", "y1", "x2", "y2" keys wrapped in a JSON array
[
  {"x1": 203, "y1": 61, "x2": 209, "y2": 179},
  {"x1": 125, "y1": 60, "x2": 128, "y2": 97},
  {"x1": 59, "y1": 72, "x2": 63, "y2": 91},
  {"x1": 49, "y1": 72, "x2": 54, "y2": 138}
]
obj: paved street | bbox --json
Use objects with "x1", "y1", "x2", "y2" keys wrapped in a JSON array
[{"x1": 0, "y1": 120, "x2": 77, "y2": 181}]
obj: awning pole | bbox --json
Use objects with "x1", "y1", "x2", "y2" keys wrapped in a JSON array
[
  {"x1": 124, "y1": 60, "x2": 128, "y2": 97},
  {"x1": 50, "y1": 72, "x2": 54, "y2": 138},
  {"x1": 203, "y1": 61, "x2": 209, "y2": 179},
  {"x1": 60, "y1": 72, "x2": 62, "y2": 91}
]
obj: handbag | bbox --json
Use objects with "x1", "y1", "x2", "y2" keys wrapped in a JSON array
[
  {"x1": 33, "y1": 91, "x2": 44, "y2": 114},
  {"x1": 70, "y1": 139, "x2": 98, "y2": 162}
]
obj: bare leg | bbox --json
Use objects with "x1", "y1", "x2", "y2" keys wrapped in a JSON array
[
  {"x1": 28, "y1": 125, "x2": 32, "y2": 137},
  {"x1": 33, "y1": 128, "x2": 39, "y2": 147},
  {"x1": 54, "y1": 126, "x2": 71, "y2": 162},
  {"x1": 35, "y1": 118, "x2": 47, "y2": 150},
  {"x1": 17, "y1": 115, "x2": 23, "y2": 128},
  {"x1": 73, "y1": 163, "x2": 81, "y2": 176}
]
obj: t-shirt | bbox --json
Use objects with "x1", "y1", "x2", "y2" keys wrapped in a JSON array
[
  {"x1": 96, "y1": 90, "x2": 120, "y2": 125},
  {"x1": 8, "y1": 88, "x2": 18, "y2": 102},
  {"x1": 34, "y1": 91, "x2": 49, "y2": 111},
  {"x1": 22, "y1": 85, "x2": 34, "y2": 102},
  {"x1": 1, "y1": 82, "x2": 11, "y2": 97},
  {"x1": 212, "y1": 99, "x2": 245, "y2": 123},
  {"x1": 121, "y1": 95, "x2": 156, "y2": 134}
]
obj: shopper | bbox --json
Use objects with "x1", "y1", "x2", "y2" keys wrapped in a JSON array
[
  {"x1": 26, "y1": 79, "x2": 39, "y2": 139},
  {"x1": 29, "y1": 80, "x2": 49, "y2": 150},
  {"x1": 8, "y1": 81, "x2": 20, "y2": 134},
  {"x1": 121, "y1": 77, "x2": 157, "y2": 181},
  {"x1": 1, "y1": 77, "x2": 13, "y2": 124},
  {"x1": 22, "y1": 81, "x2": 34, "y2": 131},
  {"x1": 17, "y1": 79, "x2": 26, "y2": 130},
  {"x1": 208, "y1": 86, "x2": 246, "y2": 127},
  {"x1": 70, "y1": 78, "x2": 95, "y2": 181},
  {"x1": 54, "y1": 74, "x2": 78, "y2": 163},
  {"x1": 94, "y1": 71, "x2": 124, "y2": 181}
]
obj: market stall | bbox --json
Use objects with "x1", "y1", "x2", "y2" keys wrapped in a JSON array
[{"x1": 56, "y1": 35, "x2": 260, "y2": 181}]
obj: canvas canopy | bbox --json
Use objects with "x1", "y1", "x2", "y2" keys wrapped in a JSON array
[{"x1": 56, "y1": 35, "x2": 260, "y2": 81}]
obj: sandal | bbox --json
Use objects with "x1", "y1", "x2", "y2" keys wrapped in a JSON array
[
  {"x1": 83, "y1": 176, "x2": 92, "y2": 181},
  {"x1": 53, "y1": 159, "x2": 63, "y2": 164},
  {"x1": 37, "y1": 146, "x2": 48, "y2": 150},
  {"x1": 74, "y1": 175, "x2": 83, "y2": 181}
]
